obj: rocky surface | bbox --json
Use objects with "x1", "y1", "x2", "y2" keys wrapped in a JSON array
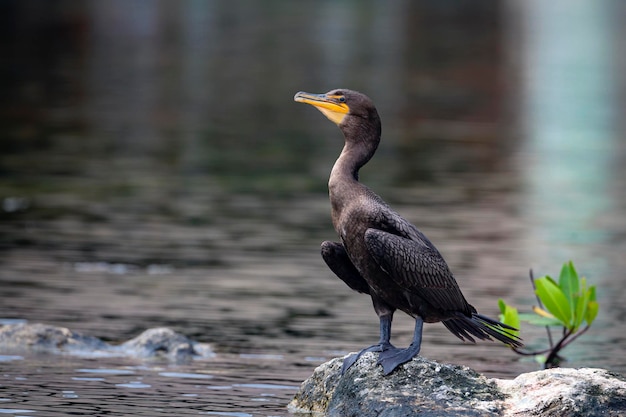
[
  {"x1": 0, "y1": 322, "x2": 214, "y2": 361},
  {"x1": 497, "y1": 367, "x2": 626, "y2": 416},
  {"x1": 289, "y1": 352, "x2": 626, "y2": 417},
  {"x1": 121, "y1": 327, "x2": 215, "y2": 360}
]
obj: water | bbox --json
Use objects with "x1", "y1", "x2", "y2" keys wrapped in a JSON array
[
  {"x1": 1, "y1": 353, "x2": 304, "y2": 416},
  {"x1": 1, "y1": 1, "x2": 625, "y2": 415}
]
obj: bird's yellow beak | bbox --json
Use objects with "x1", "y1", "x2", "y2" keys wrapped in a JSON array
[{"x1": 294, "y1": 91, "x2": 349, "y2": 125}]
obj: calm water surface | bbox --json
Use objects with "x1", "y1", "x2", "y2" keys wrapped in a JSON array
[
  {"x1": 1, "y1": 1, "x2": 625, "y2": 415},
  {"x1": 1, "y1": 353, "x2": 306, "y2": 416}
]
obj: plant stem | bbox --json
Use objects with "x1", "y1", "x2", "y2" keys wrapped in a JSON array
[
  {"x1": 544, "y1": 328, "x2": 573, "y2": 368},
  {"x1": 512, "y1": 346, "x2": 553, "y2": 356},
  {"x1": 559, "y1": 325, "x2": 591, "y2": 350}
]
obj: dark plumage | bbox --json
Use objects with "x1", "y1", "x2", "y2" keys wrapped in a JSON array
[{"x1": 294, "y1": 89, "x2": 522, "y2": 375}]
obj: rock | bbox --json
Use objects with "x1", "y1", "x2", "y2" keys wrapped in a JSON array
[
  {"x1": 289, "y1": 353, "x2": 504, "y2": 417},
  {"x1": 288, "y1": 352, "x2": 626, "y2": 417},
  {"x1": 497, "y1": 367, "x2": 626, "y2": 416},
  {"x1": 0, "y1": 323, "x2": 214, "y2": 361},
  {"x1": 121, "y1": 327, "x2": 215, "y2": 361},
  {"x1": 0, "y1": 322, "x2": 108, "y2": 353}
]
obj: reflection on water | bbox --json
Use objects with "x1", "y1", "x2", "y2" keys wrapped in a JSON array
[
  {"x1": 1, "y1": 1, "x2": 625, "y2": 415},
  {"x1": 508, "y1": 0, "x2": 626, "y2": 364},
  {"x1": 516, "y1": 0, "x2": 618, "y2": 254}
]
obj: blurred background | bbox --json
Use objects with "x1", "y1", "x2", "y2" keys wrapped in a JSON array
[{"x1": 1, "y1": 0, "x2": 625, "y2": 413}]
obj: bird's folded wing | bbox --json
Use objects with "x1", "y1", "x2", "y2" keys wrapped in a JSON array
[
  {"x1": 321, "y1": 241, "x2": 371, "y2": 294},
  {"x1": 364, "y1": 228, "x2": 469, "y2": 312}
]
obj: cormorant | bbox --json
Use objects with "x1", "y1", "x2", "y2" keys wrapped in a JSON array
[{"x1": 294, "y1": 89, "x2": 522, "y2": 375}]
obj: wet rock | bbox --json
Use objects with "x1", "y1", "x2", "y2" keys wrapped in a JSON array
[
  {"x1": 121, "y1": 327, "x2": 215, "y2": 361},
  {"x1": 0, "y1": 322, "x2": 108, "y2": 353},
  {"x1": 288, "y1": 352, "x2": 626, "y2": 417},
  {"x1": 0, "y1": 323, "x2": 214, "y2": 361}
]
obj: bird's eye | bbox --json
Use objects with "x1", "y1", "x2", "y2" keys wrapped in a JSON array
[{"x1": 339, "y1": 96, "x2": 346, "y2": 102}]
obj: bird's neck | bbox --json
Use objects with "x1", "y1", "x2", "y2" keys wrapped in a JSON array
[
  {"x1": 331, "y1": 122, "x2": 380, "y2": 179},
  {"x1": 329, "y1": 146, "x2": 360, "y2": 183},
  {"x1": 328, "y1": 135, "x2": 379, "y2": 220}
]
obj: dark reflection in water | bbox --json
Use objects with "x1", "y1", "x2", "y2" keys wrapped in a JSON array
[{"x1": 1, "y1": 1, "x2": 625, "y2": 415}]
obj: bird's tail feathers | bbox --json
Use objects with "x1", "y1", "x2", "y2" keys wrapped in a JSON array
[{"x1": 443, "y1": 313, "x2": 523, "y2": 348}]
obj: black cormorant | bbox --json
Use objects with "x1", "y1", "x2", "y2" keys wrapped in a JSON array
[{"x1": 294, "y1": 89, "x2": 522, "y2": 375}]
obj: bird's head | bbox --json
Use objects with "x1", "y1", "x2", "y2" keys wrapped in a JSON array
[{"x1": 294, "y1": 89, "x2": 381, "y2": 140}]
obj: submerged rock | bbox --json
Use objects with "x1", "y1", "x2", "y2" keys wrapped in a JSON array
[
  {"x1": 289, "y1": 352, "x2": 626, "y2": 417},
  {"x1": 0, "y1": 322, "x2": 108, "y2": 354},
  {"x1": 121, "y1": 327, "x2": 215, "y2": 361},
  {"x1": 0, "y1": 323, "x2": 214, "y2": 361}
]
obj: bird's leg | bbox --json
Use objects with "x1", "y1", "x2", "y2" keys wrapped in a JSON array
[
  {"x1": 377, "y1": 312, "x2": 395, "y2": 350},
  {"x1": 377, "y1": 317, "x2": 424, "y2": 375},
  {"x1": 341, "y1": 313, "x2": 395, "y2": 374}
]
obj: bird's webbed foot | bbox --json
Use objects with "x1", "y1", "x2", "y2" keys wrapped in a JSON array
[
  {"x1": 376, "y1": 344, "x2": 421, "y2": 375},
  {"x1": 376, "y1": 317, "x2": 424, "y2": 375},
  {"x1": 341, "y1": 341, "x2": 395, "y2": 374}
]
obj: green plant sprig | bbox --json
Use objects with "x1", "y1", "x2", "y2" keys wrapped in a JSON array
[{"x1": 498, "y1": 261, "x2": 598, "y2": 368}]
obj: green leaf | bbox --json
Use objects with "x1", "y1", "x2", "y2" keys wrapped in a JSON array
[
  {"x1": 503, "y1": 306, "x2": 520, "y2": 338},
  {"x1": 572, "y1": 277, "x2": 590, "y2": 331},
  {"x1": 518, "y1": 312, "x2": 562, "y2": 326},
  {"x1": 517, "y1": 313, "x2": 540, "y2": 321},
  {"x1": 496, "y1": 299, "x2": 520, "y2": 338},
  {"x1": 585, "y1": 300, "x2": 599, "y2": 325},
  {"x1": 589, "y1": 285, "x2": 597, "y2": 302},
  {"x1": 559, "y1": 261, "x2": 579, "y2": 319},
  {"x1": 535, "y1": 276, "x2": 572, "y2": 326},
  {"x1": 573, "y1": 297, "x2": 586, "y2": 332},
  {"x1": 498, "y1": 298, "x2": 507, "y2": 315},
  {"x1": 525, "y1": 316, "x2": 564, "y2": 326},
  {"x1": 540, "y1": 274, "x2": 558, "y2": 287}
]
